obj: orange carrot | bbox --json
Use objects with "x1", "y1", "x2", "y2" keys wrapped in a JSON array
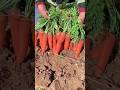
[
  {"x1": 41, "y1": 32, "x2": 48, "y2": 53},
  {"x1": 54, "y1": 32, "x2": 66, "y2": 54},
  {"x1": 31, "y1": 22, "x2": 35, "y2": 48},
  {"x1": 85, "y1": 37, "x2": 92, "y2": 56},
  {"x1": 73, "y1": 43, "x2": 78, "y2": 52},
  {"x1": 69, "y1": 42, "x2": 73, "y2": 50},
  {"x1": 35, "y1": 31, "x2": 38, "y2": 48},
  {"x1": 59, "y1": 32, "x2": 66, "y2": 43},
  {"x1": 53, "y1": 35, "x2": 57, "y2": 52},
  {"x1": 38, "y1": 29, "x2": 44, "y2": 49},
  {"x1": 0, "y1": 15, "x2": 7, "y2": 48},
  {"x1": 48, "y1": 34, "x2": 53, "y2": 50},
  {"x1": 56, "y1": 32, "x2": 61, "y2": 41},
  {"x1": 64, "y1": 33, "x2": 71, "y2": 50},
  {"x1": 95, "y1": 32, "x2": 115, "y2": 78},
  {"x1": 8, "y1": 9, "x2": 21, "y2": 58},
  {"x1": 89, "y1": 44, "x2": 102, "y2": 61},
  {"x1": 15, "y1": 17, "x2": 31, "y2": 64},
  {"x1": 75, "y1": 39, "x2": 84, "y2": 57}
]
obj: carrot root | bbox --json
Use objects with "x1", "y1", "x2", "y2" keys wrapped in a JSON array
[
  {"x1": 64, "y1": 34, "x2": 71, "y2": 50},
  {"x1": 48, "y1": 34, "x2": 53, "y2": 50},
  {"x1": 75, "y1": 40, "x2": 84, "y2": 57},
  {"x1": 95, "y1": 32, "x2": 115, "y2": 77}
]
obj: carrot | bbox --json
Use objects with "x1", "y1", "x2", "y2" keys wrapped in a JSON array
[
  {"x1": 31, "y1": 22, "x2": 35, "y2": 48},
  {"x1": 8, "y1": 9, "x2": 21, "y2": 58},
  {"x1": 89, "y1": 44, "x2": 102, "y2": 61},
  {"x1": 56, "y1": 32, "x2": 61, "y2": 41},
  {"x1": 69, "y1": 42, "x2": 73, "y2": 50},
  {"x1": 54, "y1": 42, "x2": 61, "y2": 54},
  {"x1": 15, "y1": 17, "x2": 31, "y2": 64},
  {"x1": 59, "y1": 32, "x2": 66, "y2": 43},
  {"x1": 75, "y1": 39, "x2": 84, "y2": 57},
  {"x1": 48, "y1": 34, "x2": 53, "y2": 50},
  {"x1": 38, "y1": 29, "x2": 44, "y2": 49},
  {"x1": 0, "y1": 15, "x2": 7, "y2": 48},
  {"x1": 73, "y1": 43, "x2": 78, "y2": 52},
  {"x1": 35, "y1": 31, "x2": 38, "y2": 48},
  {"x1": 64, "y1": 33, "x2": 71, "y2": 50},
  {"x1": 95, "y1": 32, "x2": 115, "y2": 78},
  {"x1": 41, "y1": 32, "x2": 48, "y2": 53},
  {"x1": 54, "y1": 32, "x2": 66, "y2": 54},
  {"x1": 85, "y1": 37, "x2": 92, "y2": 56},
  {"x1": 53, "y1": 35, "x2": 57, "y2": 52}
]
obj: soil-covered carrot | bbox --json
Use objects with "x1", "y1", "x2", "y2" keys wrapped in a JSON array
[
  {"x1": 95, "y1": 32, "x2": 115, "y2": 78},
  {"x1": 0, "y1": 15, "x2": 7, "y2": 48},
  {"x1": 64, "y1": 33, "x2": 71, "y2": 50},
  {"x1": 48, "y1": 34, "x2": 53, "y2": 50},
  {"x1": 41, "y1": 32, "x2": 48, "y2": 53},
  {"x1": 75, "y1": 39, "x2": 84, "y2": 57}
]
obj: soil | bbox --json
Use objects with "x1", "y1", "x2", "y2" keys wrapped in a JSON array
[
  {"x1": 35, "y1": 49, "x2": 85, "y2": 90},
  {"x1": 0, "y1": 34, "x2": 120, "y2": 90},
  {"x1": 0, "y1": 48, "x2": 34, "y2": 90}
]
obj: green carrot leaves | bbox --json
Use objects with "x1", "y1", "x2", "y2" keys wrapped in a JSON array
[{"x1": 36, "y1": 3, "x2": 85, "y2": 42}]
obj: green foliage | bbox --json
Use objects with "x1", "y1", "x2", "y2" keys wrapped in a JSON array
[
  {"x1": 105, "y1": 0, "x2": 120, "y2": 38},
  {"x1": 35, "y1": 3, "x2": 85, "y2": 43},
  {"x1": 86, "y1": 0, "x2": 105, "y2": 33},
  {"x1": 0, "y1": 0, "x2": 20, "y2": 12},
  {"x1": 86, "y1": 0, "x2": 120, "y2": 38},
  {"x1": 24, "y1": 0, "x2": 33, "y2": 18}
]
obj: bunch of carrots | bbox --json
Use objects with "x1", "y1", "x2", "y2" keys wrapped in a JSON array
[
  {"x1": 35, "y1": 4, "x2": 85, "y2": 57},
  {"x1": 0, "y1": 0, "x2": 34, "y2": 64}
]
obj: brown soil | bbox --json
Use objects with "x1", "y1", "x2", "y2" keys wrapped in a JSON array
[
  {"x1": 35, "y1": 49, "x2": 85, "y2": 90},
  {"x1": 0, "y1": 48, "x2": 34, "y2": 90}
]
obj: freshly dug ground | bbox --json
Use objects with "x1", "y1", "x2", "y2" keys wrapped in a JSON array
[
  {"x1": 0, "y1": 48, "x2": 34, "y2": 90},
  {"x1": 35, "y1": 49, "x2": 85, "y2": 90},
  {"x1": 0, "y1": 37, "x2": 120, "y2": 90}
]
